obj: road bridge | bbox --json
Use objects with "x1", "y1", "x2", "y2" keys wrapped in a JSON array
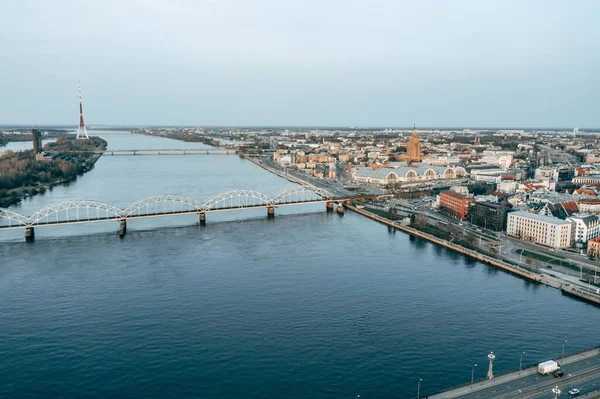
[
  {"x1": 428, "y1": 348, "x2": 600, "y2": 399},
  {"x1": 0, "y1": 186, "x2": 365, "y2": 241},
  {"x1": 67, "y1": 148, "x2": 236, "y2": 155}
]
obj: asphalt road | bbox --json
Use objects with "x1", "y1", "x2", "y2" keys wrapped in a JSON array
[{"x1": 434, "y1": 353, "x2": 600, "y2": 399}]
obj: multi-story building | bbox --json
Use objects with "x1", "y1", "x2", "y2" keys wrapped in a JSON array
[
  {"x1": 565, "y1": 214, "x2": 600, "y2": 246},
  {"x1": 507, "y1": 211, "x2": 572, "y2": 248},
  {"x1": 587, "y1": 237, "x2": 600, "y2": 258},
  {"x1": 573, "y1": 176, "x2": 600, "y2": 185},
  {"x1": 470, "y1": 202, "x2": 511, "y2": 231},
  {"x1": 32, "y1": 128, "x2": 42, "y2": 155},
  {"x1": 439, "y1": 190, "x2": 475, "y2": 220},
  {"x1": 578, "y1": 198, "x2": 600, "y2": 214},
  {"x1": 406, "y1": 127, "x2": 422, "y2": 162}
]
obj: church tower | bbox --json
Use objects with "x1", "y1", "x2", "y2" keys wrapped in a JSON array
[{"x1": 406, "y1": 124, "x2": 422, "y2": 162}]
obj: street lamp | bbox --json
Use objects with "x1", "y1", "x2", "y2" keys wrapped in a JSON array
[
  {"x1": 569, "y1": 374, "x2": 573, "y2": 398},
  {"x1": 471, "y1": 364, "x2": 477, "y2": 385},
  {"x1": 518, "y1": 389, "x2": 522, "y2": 399},
  {"x1": 562, "y1": 340, "x2": 567, "y2": 365},
  {"x1": 520, "y1": 351, "x2": 525, "y2": 372},
  {"x1": 552, "y1": 385, "x2": 561, "y2": 399},
  {"x1": 487, "y1": 352, "x2": 496, "y2": 380},
  {"x1": 417, "y1": 378, "x2": 422, "y2": 399}
]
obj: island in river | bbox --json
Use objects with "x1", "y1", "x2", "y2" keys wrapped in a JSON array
[{"x1": 0, "y1": 136, "x2": 107, "y2": 207}]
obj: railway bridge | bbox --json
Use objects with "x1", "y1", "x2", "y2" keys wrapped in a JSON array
[{"x1": 1, "y1": 186, "x2": 361, "y2": 241}]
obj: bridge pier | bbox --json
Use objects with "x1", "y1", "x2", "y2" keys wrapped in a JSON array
[
  {"x1": 25, "y1": 227, "x2": 35, "y2": 242},
  {"x1": 119, "y1": 219, "x2": 127, "y2": 237},
  {"x1": 267, "y1": 207, "x2": 275, "y2": 218},
  {"x1": 199, "y1": 212, "x2": 206, "y2": 226},
  {"x1": 326, "y1": 202, "x2": 334, "y2": 212},
  {"x1": 336, "y1": 203, "x2": 345, "y2": 215}
]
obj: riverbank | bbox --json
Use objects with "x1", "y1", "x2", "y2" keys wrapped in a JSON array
[
  {"x1": 0, "y1": 130, "x2": 69, "y2": 147},
  {"x1": 131, "y1": 128, "x2": 223, "y2": 147},
  {"x1": 243, "y1": 155, "x2": 315, "y2": 186},
  {"x1": 0, "y1": 136, "x2": 106, "y2": 208},
  {"x1": 347, "y1": 204, "x2": 600, "y2": 306}
]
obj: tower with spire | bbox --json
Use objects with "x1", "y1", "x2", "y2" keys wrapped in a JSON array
[
  {"x1": 406, "y1": 123, "x2": 422, "y2": 162},
  {"x1": 76, "y1": 82, "x2": 89, "y2": 139}
]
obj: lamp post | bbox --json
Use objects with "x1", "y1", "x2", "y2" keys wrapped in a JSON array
[
  {"x1": 552, "y1": 385, "x2": 561, "y2": 399},
  {"x1": 518, "y1": 389, "x2": 522, "y2": 399},
  {"x1": 562, "y1": 340, "x2": 567, "y2": 365},
  {"x1": 417, "y1": 378, "x2": 422, "y2": 399},
  {"x1": 568, "y1": 373, "x2": 574, "y2": 398},
  {"x1": 471, "y1": 364, "x2": 477, "y2": 385},
  {"x1": 487, "y1": 352, "x2": 496, "y2": 380},
  {"x1": 520, "y1": 351, "x2": 525, "y2": 372}
]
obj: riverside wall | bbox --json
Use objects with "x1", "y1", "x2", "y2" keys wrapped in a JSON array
[
  {"x1": 347, "y1": 204, "x2": 546, "y2": 284},
  {"x1": 349, "y1": 203, "x2": 600, "y2": 306}
]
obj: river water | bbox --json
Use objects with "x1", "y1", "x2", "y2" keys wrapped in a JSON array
[
  {"x1": 1, "y1": 131, "x2": 599, "y2": 398},
  {"x1": 0, "y1": 138, "x2": 57, "y2": 153}
]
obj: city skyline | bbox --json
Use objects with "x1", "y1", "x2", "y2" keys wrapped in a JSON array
[{"x1": 1, "y1": 1, "x2": 599, "y2": 127}]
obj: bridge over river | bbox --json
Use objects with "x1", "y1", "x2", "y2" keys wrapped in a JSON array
[
  {"x1": 429, "y1": 348, "x2": 600, "y2": 399},
  {"x1": 66, "y1": 148, "x2": 236, "y2": 155},
  {"x1": 1, "y1": 185, "x2": 361, "y2": 241}
]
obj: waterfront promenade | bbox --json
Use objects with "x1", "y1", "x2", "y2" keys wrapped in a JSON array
[{"x1": 428, "y1": 348, "x2": 600, "y2": 399}]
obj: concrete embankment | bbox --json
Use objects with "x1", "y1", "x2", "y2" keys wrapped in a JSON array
[
  {"x1": 347, "y1": 204, "x2": 546, "y2": 284},
  {"x1": 562, "y1": 283, "x2": 600, "y2": 306},
  {"x1": 349, "y1": 204, "x2": 600, "y2": 306},
  {"x1": 244, "y1": 156, "x2": 312, "y2": 186}
]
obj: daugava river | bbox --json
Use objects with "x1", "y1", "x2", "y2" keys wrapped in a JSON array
[{"x1": 1, "y1": 131, "x2": 599, "y2": 398}]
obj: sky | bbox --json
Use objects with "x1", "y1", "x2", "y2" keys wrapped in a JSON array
[{"x1": 1, "y1": 0, "x2": 598, "y2": 128}]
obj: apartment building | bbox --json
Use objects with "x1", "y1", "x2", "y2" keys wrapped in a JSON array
[{"x1": 507, "y1": 211, "x2": 572, "y2": 248}]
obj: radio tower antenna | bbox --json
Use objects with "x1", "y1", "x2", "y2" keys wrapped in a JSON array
[{"x1": 76, "y1": 82, "x2": 89, "y2": 139}]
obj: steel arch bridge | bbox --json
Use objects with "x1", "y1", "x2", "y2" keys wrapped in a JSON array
[
  {"x1": 201, "y1": 190, "x2": 275, "y2": 211},
  {"x1": 28, "y1": 200, "x2": 125, "y2": 226},
  {"x1": 123, "y1": 194, "x2": 206, "y2": 218},
  {"x1": 0, "y1": 185, "x2": 355, "y2": 238}
]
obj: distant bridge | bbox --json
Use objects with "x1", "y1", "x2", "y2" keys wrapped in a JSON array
[
  {"x1": 67, "y1": 148, "x2": 236, "y2": 155},
  {"x1": 1, "y1": 186, "x2": 362, "y2": 241}
]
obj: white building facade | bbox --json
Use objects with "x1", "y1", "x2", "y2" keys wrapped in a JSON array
[
  {"x1": 566, "y1": 214, "x2": 600, "y2": 245},
  {"x1": 507, "y1": 211, "x2": 572, "y2": 248}
]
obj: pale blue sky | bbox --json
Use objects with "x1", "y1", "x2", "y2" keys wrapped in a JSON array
[{"x1": 1, "y1": 0, "x2": 598, "y2": 127}]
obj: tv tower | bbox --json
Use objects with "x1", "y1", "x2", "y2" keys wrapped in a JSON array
[{"x1": 76, "y1": 82, "x2": 89, "y2": 139}]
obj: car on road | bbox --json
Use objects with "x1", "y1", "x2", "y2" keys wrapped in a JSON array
[
  {"x1": 569, "y1": 388, "x2": 580, "y2": 395},
  {"x1": 554, "y1": 371, "x2": 564, "y2": 378}
]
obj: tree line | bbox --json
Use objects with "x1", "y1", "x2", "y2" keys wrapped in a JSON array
[{"x1": 0, "y1": 136, "x2": 106, "y2": 207}]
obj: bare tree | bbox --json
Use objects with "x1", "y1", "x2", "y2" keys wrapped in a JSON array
[
  {"x1": 409, "y1": 213, "x2": 428, "y2": 229},
  {"x1": 465, "y1": 231, "x2": 478, "y2": 249}
]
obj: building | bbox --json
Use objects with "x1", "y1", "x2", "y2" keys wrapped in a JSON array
[
  {"x1": 32, "y1": 129, "x2": 42, "y2": 155},
  {"x1": 587, "y1": 237, "x2": 600, "y2": 258},
  {"x1": 353, "y1": 165, "x2": 466, "y2": 186},
  {"x1": 538, "y1": 201, "x2": 579, "y2": 220},
  {"x1": 506, "y1": 211, "x2": 572, "y2": 248},
  {"x1": 573, "y1": 176, "x2": 600, "y2": 185},
  {"x1": 439, "y1": 190, "x2": 475, "y2": 220},
  {"x1": 470, "y1": 202, "x2": 512, "y2": 231},
  {"x1": 566, "y1": 214, "x2": 600, "y2": 246},
  {"x1": 406, "y1": 126, "x2": 422, "y2": 162},
  {"x1": 579, "y1": 198, "x2": 600, "y2": 214}
]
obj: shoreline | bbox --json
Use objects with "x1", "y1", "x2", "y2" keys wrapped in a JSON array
[
  {"x1": 1, "y1": 137, "x2": 106, "y2": 208},
  {"x1": 244, "y1": 153, "x2": 600, "y2": 306},
  {"x1": 347, "y1": 204, "x2": 600, "y2": 307}
]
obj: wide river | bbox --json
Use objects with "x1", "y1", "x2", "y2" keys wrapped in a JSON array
[{"x1": 1, "y1": 131, "x2": 599, "y2": 398}]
